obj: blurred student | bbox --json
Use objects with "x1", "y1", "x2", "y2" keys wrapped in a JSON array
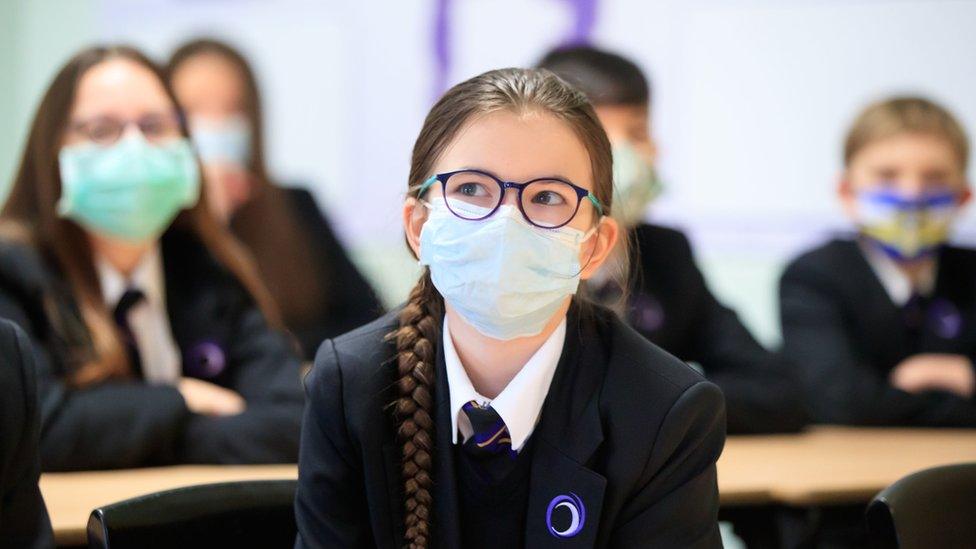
[
  {"x1": 167, "y1": 39, "x2": 383, "y2": 359},
  {"x1": 0, "y1": 320, "x2": 53, "y2": 548},
  {"x1": 0, "y1": 45, "x2": 303, "y2": 471},
  {"x1": 294, "y1": 68, "x2": 725, "y2": 548},
  {"x1": 780, "y1": 97, "x2": 976, "y2": 426},
  {"x1": 539, "y1": 45, "x2": 807, "y2": 434}
]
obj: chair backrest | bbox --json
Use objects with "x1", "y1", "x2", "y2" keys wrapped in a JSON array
[
  {"x1": 866, "y1": 462, "x2": 976, "y2": 549},
  {"x1": 87, "y1": 479, "x2": 297, "y2": 549}
]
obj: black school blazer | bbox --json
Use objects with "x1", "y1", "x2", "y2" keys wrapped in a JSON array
[
  {"x1": 780, "y1": 237, "x2": 976, "y2": 426},
  {"x1": 0, "y1": 228, "x2": 304, "y2": 471},
  {"x1": 294, "y1": 303, "x2": 726, "y2": 548},
  {"x1": 614, "y1": 224, "x2": 807, "y2": 434},
  {"x1": 0, "y1": 319, "x2": 53, "y2": 548}
]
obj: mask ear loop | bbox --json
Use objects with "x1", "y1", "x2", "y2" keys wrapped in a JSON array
[
  {"x1": 413, "y1": 175, "x2": 438, "y2": 211},
  {"x1": 570, "y1": 215, "x2": 606, "y2": 279},
  {"x1": 570, "y1": 191, "x2": 607, "y2": 277}
]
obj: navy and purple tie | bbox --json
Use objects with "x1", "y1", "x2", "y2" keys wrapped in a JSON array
[
  {"x1": 461, "y1": 400, "x2": 517, "y2": 461},
  {"x1": 113, "y1": 287, "x2": 145, "y2": 378}
]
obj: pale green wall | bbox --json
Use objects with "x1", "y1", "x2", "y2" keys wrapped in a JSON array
[
  {"x1": 0, "y1": 0, "x2": 24, "y2": 199},
  {"x1": 0, "y1": 0, "x2": 96, "y2": 200}
]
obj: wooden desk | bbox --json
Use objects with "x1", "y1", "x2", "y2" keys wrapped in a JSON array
[
  {"x1": 40, "y1": 427, "x2": 976, "y2": 545},
  {"x1": 41, "y1": 464, "x2": 298, "y2": 545},
  {"x1": 716, "y1": 426, "x2": 976, "y2": 506}
]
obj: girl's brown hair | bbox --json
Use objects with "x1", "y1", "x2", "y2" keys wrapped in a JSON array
[
  {"x1": 389, "y1": 67, "x2": 615, "y2": 548},
  {"x1": 844, "y1": 96, "x2": 970, "y2": 170},
  {"x1": 1, "y1": 44, "x2": 279, "y2": 386},
  {"x1": 166, "y1": 39, "x2": 328, "y2": 331}
]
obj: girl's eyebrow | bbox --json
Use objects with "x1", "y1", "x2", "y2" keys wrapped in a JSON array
[{"x1": 459, "y1": 166, "x2": 576, "y2": 183}]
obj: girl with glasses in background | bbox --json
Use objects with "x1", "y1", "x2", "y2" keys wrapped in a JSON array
[{"x1": 0, "y1": 45, "x2": 304, "y2": 471}]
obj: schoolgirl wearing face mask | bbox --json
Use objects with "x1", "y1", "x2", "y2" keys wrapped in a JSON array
[
  {"x1": 0, "y1": 45, "x2": 304, "y2": 471},
  {"x1": 167, "y1": 39, "x2": 384, "y2": 360},
  {"x1": 780, "y1": 96, "x2": 976, "y2": 427},
  {"x1": 294, "y1": 68, "x2": 726, "y2": 549}
]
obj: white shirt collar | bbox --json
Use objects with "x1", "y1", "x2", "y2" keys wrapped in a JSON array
[
  {"x1": 95, "y1": 245, "x2": 181, "y2": 385},
  {"x1": 96, "y1": 245, "x2": 166, "y2": 308},
  {"x1": 858, "y1": 239, "x2": 937, "y2": 306},
  {"x1": 443, "y1": 314, "x2": 566, "y2": 452}
]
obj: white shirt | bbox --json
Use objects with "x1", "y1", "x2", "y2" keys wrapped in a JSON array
[
  {"x1": 859, "y1": 240, "x2": 937, "y2": 306},
  {"x1": 97, "y1": 246, "x2": 181, "y2": 384},
  {"x1": 443, "y1": 314, "x2": 565, "y2": 453}
]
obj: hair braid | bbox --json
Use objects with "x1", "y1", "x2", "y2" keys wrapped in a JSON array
[{"x1": 388, "y1": 270, "x2": 443, "y2": 548}]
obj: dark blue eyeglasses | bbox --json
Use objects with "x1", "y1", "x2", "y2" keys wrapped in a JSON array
[{"x1": 417, "y1": 169, "x2": 603, "y2": 229}]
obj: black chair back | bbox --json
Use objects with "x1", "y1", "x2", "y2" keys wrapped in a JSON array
[
  {"x1": 866, "y1": 462, "x2": 976, "y2": 549},
  {"x1": 87, "y1": 479, "x2": 296, "y2": 548}
]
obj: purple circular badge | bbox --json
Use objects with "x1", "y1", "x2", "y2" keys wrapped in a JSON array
[
  {"x1": 546, "y1": 493, "x2": 586, "y2": 539},
  {"x1": 927, "y1": 299, "x2": 963, "y2": 340},
  {"x1": 185, "y1": 340, "x2": 226, "y2": 379}
]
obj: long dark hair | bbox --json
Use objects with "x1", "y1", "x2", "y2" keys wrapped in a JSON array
[
  {"x1": 1, "y1": 44, "x2": 279, "y2": 386},
  {"x1": 390, "y1": 67, "x2": 616, "y2": 548},
  {"x1": 167, "y1": 39, "x2": 328, "y2": 329}
]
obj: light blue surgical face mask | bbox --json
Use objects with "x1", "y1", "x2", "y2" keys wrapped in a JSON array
[
  {"x1": 189, "y1": 115, "x2": 251, "y2": 166},
  {"x1": 58, "y1": 134, "x2": 200, "y2": 243},
  {"x1": 419, "y1": 199, "x2": 598, "y2": 340}
]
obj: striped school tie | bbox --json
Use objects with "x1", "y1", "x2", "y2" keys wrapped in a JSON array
[{"x1": 461, "y1": 400, "x2": 517, "y2": 460}]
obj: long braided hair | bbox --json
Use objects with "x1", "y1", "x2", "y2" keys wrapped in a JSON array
[{"x1": 389, "y1": 67, "x2": 615, "y2": 548}]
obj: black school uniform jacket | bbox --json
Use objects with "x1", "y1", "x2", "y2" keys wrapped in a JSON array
[
  {"x1": 0, "y1": 228, "x2": 304, "y2": 471},
  {"x1": 780, "y1": 238, "x2": 976, "y2": 426},
  {"x1": 604, "y1": 223, "x2": 806, "y2": 434},
  {"x1": 294, "y1": 303, "x2": 726, "y2": 548},
  {"x1": 0, "y1": 319, "x2": 53, "y2": 548},
  {"x1": 261, "y1": 188, "x2": 384, "y2": 359}
]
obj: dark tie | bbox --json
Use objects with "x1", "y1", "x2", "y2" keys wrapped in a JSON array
[
  {"x1": 113, "y1": 288, "x2": 145, "y2": 378},
  {"x1": 460, "y1": 400, "x2": 518, "y2": 482}
]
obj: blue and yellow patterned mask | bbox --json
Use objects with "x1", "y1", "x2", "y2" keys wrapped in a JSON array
[{"x1": 857, "y1": 188, "x2": 959, "y2": 261}]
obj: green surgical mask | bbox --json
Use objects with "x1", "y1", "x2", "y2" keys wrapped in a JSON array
[
  {"x1": 58, "y1": 134, "x2": 200, "y2": 242},
  {"x1": 612, "y1": 142, "x2": 663, "y2": 227}
]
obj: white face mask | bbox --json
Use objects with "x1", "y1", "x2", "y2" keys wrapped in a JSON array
[
  {"x1": 612, "y1": 142, "x2": 662, "y2": 227},
  {"x1": 189, "y1": 114, "x2": 252, "y2": 166},
  {"x1": 418, "y1": 199, "x2": 598, "y2": 340}
]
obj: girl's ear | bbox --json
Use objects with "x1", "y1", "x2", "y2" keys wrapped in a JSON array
[
  {"x1": 403, "y1": 197, "x2": 428, "y2": 258},
  {"x1": 580, "y1": 216, "x2": 620, "y2": 280}
]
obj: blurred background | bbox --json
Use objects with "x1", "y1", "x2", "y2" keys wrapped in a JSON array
[{"x1": 2, "y1": 0, "x2": 975, "y2": 346}]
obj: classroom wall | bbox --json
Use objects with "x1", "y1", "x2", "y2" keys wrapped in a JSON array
[
  {"x1": 0, "y1": 0, "x2": 97, "y2": 205},
  {"x1": 2, "y1": 0, "x2": 975, "y2": 346}
]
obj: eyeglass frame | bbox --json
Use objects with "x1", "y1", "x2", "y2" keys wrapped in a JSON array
[
  {"x1": 417, "y1": 169, "x2": 604, "y2": 229},
  {"x1": 66, "y1": 111, "x2": 185, "y2": 146}
]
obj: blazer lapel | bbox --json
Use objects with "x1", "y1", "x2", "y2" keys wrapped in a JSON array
[
  {"x1": 432, "y1": 341, "x2": 462, "y2": 548},
  {"x1": 160, "y1": 230, "x2": 235, "y2": 381},
  {"x1": 524, "y1": 304, "x2": 608, "y2": 548},
  {"x1": 845, "y1": 239, "x2": 915, "y2": 360},
  {"x1": 377, "y1": 341, "x2": 460, "y2": 549},
  {"x1": 380, "y1": 442, "x2": 404, "y2": 549}
]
